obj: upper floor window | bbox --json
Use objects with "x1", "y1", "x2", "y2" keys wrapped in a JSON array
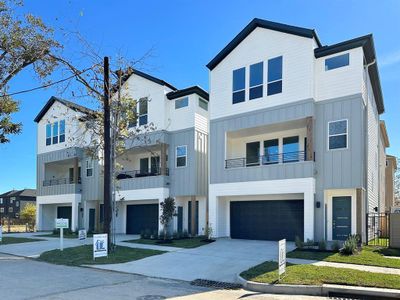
[
  {"x1": 46, "y1": 120, "x2": 65, "y2": 146},
  {"x1": 249, "y1": 62, "x2": 263, "y2": 100},
  {"x1": 59, "y1": 120, "x2": 65, "y2": 143},
  {"x1": 8, "y1": 207, "x2": 13, "y2": 213},
  {"x1": 46, "y1": 124, "x2": 51, "y2": 146},
  {"x1": 0, "y1": 208, "x2": 4, "y2": 213},
  {"x1": 138, "y1": 98, "x2": 148, "y2": 126},
  {"x1": 16, "y1": 201, "x2": 19, "y2": 207},
  {"x1": 175, "y1": 97, "x2": 189, "y2": 109},
  {"x1": 0, "y1": 198, "x2": 2, "y2": 204},
  {"x1": 325, "y1": 53, "x2": 349, "y2": 71},
  {"x1": 198, "y1": 98, "x2": 208, "y2": 111},
  {"x1": 328, "y1": 119, "x2": 348, "y2": 150},
  {"x1": 232, "y1": 67, "x2": 245, "y2": 104},
  {"x1": 52, "y1": 121, "x2": 59, "y2": 144},
  {"x1": 176, "y1": 145, "x2": 187, "y2": 168},
  {"x1": 10, "y1": 197, "x2": 15, "y2": 203},
  {"x1": 267, "y1": 56, "x2": 283, "y2": 96},
  {"x1": 86, "y1": 159, "x2": 93, "y2": 177}
]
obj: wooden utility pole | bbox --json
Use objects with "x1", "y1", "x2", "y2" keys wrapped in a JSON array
[{"x1": 103, "y1": 56, "x2": 111, "y2": 248}]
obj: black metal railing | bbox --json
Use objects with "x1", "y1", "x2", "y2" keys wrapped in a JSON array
[
  {"x1": 116, "y1": 168, "x2": 169, "y2": 180},
  {"x1": 43, "y1": 177, "x2": 81, "y2": 187},
  {"x1": 366, "y1": 212, "x2": 390, "y2": 247},
  {"x1": 225, "y1": 151, "x2": 306, "y2": 169}
]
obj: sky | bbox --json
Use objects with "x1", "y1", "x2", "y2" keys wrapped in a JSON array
[{"x1": 0, "y1": 0, "x2": 400, "y2": 193}]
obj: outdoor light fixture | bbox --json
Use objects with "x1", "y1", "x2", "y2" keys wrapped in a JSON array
[{"x1": 316, "y1": 201, "x2": 321, "y2": 208}]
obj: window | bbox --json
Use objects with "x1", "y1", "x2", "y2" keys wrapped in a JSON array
[
  {"x1": 46, "y1": 124, "x2": 52, "y2": 146},
  {"x1": 263, "y1": 139, "x2": 279, "y2": 164},
  {"x1": 328, "y1": 119, "x2": 348, "y2": 150},
  {"x1": 8, "y1": 207, "x2": 13, "y2": 213},
  {"x1": 0, "y1": 198, "x2": 3, "y2": 204},
  {"x1": 0, "y1": 208, "x2": 4, "y2": 213},
  {"x1": 246, "y1": 142, "x2": 260, "y2": 167},
  {"x1": 138, "y1": 98, "x2": 148, "y2": 126},
  {"x1": 283, "y1": 136, "x2": 299, "y2": 162},
  {"x1": 59, "y1": 120, "x2": 65, "y2": 143},
  {"x1": 267, "y1": 56, "x2": 283, "y2": 96},
  {"x1": 198, "y1": 98, "x2": 208, "y2": 111},
  {"x1": 86, "y1": 160, "x2": 93, "y2": 177},
  {"x1": 176, "y1": 145, "x2": 187, "y2": 167},
  {"x1": 175, "y1": 97, "x2": 189, "y2": 109},
  {"x1": 250, "y1": 62, "x2": 263, "y2": 100},
  {"x1": 325, "y1": 53, "x2": 349, "y2": 71},
  {"x1": 52, "y1": 121, "x2": 59, "y2": 144},
  {"x1": 10, "y1": 197, "x2": 15, "y2": 203},
  {"x1": 16, "y1": 201, "x2": 19, "y2": 207},
  {"x1": 232, "y1": 67, "x2": 245, "y2": 104}
]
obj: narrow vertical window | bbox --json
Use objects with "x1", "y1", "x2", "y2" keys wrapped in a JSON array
[
  {"x1": 176, "y1": 145, "x2": 187, "y2": 167},
  {"x1": 328, "y1": 120, "x2": 348, "y2": 150},
  {"x1": 46, "y1": 124, "x2": 52, "y2": 146},
  {"x1": 198, "y1": 98, "x2": 208, "y2": 111},
  {"x1": 139, "y1": 98, "x2": 148, "y2": 126},
  {"x1": 249, "y1": 62, "x2": 263, "y2": 100},
  {"x1": 232, "y1": 67, "x2": 245, "y2": 104},
  {"x1": 283, "y1": 136, "x2": 299, "y2": 162},
  {"x1": 263, "y1": 139, "x2": 279, "y2": 164},
  {"x1": 267, "y1": 56, "x2": 283, "y2": 96},
  {"x1": 59, "y1": 120, "x2": 65, "y2": 143},
  {"x1": 52, "y1": 121, "x2": 59, "y2": 144},
  {"x1": 86, "y1": 160, "x2": 93, "y2": 177},
  {"x1": 325, "y1": 53, "x2": 349, "y2": 71}
]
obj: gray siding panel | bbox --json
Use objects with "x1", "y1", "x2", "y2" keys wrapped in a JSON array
[
  {"x1": 81, "y1": 151, "x2": 103, "y2": 201},
  {"x1": 195, "y1": 130, "x2": 208, "y2": 196},
  {"x1": 117, "y1": 175, "x2": 169, "y2": 190}
]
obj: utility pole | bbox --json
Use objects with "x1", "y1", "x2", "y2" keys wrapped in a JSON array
[{"x1": 103, "y1": 56, "x2": 111, "y2": 248}]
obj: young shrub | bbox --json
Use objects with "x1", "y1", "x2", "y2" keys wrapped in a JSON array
[
  {"x1": 151, "y1": 230, "x2": 158, "y2": 240},
  {"x1": 332, "y1": 240, "x2": 341, "y2": 252},
  {"x1": 341, "y1": 234, "x2": 360, "y2": 255},
  {"x1": 295, "y1": 236, "x2": 304, "y2": 249},
  {"x1": 159, "y1": 197, "x2": 177, "y2": 240},
  {"x1": 318, "y1": 239, "x2": 327, "y2": 251},
  {"x1": 204, "y1": 224, "x2": 214, "y2": 241}
]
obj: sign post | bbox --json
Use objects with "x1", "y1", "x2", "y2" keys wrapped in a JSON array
[
  {"x1": 0, "y1": 225, "x2": 2, "y2": 242},
  {"x1": 278, "y1": 239, "x2": 286, "y2": 281},
  {"x1": 55, "y1": 218, "x2": 69, "y2": 251},
  {"x1": 93, "y1": 234, "x2": 108, "y2": 260}
]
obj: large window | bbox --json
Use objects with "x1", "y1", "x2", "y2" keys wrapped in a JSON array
[
  {"x1": 198, "y1": 98, "x2": 208, "y2": 111},
  {"x1": 86, "y1": 160, "x2": 93, "y2": 177},
  {"x1": 249, "y1": 62, "x2": 263, "y2": 100},
  {"x1": 325, "y1": 53, "x2": 349, "y2": 71},
  {"x1": 263, "y1": 139, "x2": 279, "y2": 164},
  {"x1": 46, "y1": 120, "x2": 65, "y2": 146},
  {"x1": 59, "y1": 120, "x2": 65, "y2": 143},
  {"x1": 267, "y1": 56, "x2": 283, "y2": 96},
  {"x1": 139, "y1": 98, "x2": 148, "y2": 126},
  {"x1": 175, "y1": 97, "x2": 189, "y2": 109},
  {"x1": 283, "y1": 136, "x2": 299, "y2": 162},
  {"x1": 232, "y1": 67, "x2": 246, "y2": 104},
  {"x1": 246, "y1": 142, "x2": 260, "y2": 167},
  {"x1": 46, "y1": 124, "x2": 52, "y2": 146},
  {"x1": 328, "y1": 119, "x2": 348, "y2": 150},
  {"x1": 176, "y1": 145, "x2": 187, "y2": 168},
  {"x1": 52, "y1": 121, "x2": 59, "y2": 144}
]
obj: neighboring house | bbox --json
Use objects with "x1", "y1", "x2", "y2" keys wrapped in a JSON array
[
  {"x1": 207, "y1": 18, "x2": 388, "y2": 243},
  {"x1": 0, "y1": 189, "x2": 36, "y2": 220},
  {"x1": 35, "y1": 71, "x2": 209, "y2": 234},
  {"x1": 386, "y1": 155, "x2": 398, "y2": 212}
]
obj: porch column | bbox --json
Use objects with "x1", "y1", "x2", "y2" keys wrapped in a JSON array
[
  {"x1": 191, "y1": 195, "x2": 197, "y2": 236},
  {"x1": 160, "y1": 143, "x2": 167, "y2": 175},
  {"x1": 73, "y1": 157, "x2": 79, "y2": 184},
  {"x1": 36, "y1": 203, "x2": 42, "y2": 231},
  {"x1": 306, "y1": 116, "x2": 314, "y2": 161},
  {"x1": 71, "y1": 198, "x2": 79, "y2": 232},
  {"x1": 304, "y1": 189, "x2": 315, "y2": 241}
]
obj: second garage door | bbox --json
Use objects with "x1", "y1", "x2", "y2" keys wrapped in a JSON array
[
  {"x1": 126, "y1": 204, "x2": 159, "y2": 234},
  {"x1": 230, "y1": 200, "x2": 304, "y2": 241}
]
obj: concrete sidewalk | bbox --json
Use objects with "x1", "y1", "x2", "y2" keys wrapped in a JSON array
[{"x1": 288, "y1": 258, "x2": 400, "y2": 275}]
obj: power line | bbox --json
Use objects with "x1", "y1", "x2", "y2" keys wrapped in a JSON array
[{"x1": 0, "y1": 66, "x2": 96, "y2": 98}]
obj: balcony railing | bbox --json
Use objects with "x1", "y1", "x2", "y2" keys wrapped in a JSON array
[
  {"x1": 43, "y1": 177, "x2": 81, "y2": 187},
  {"x1": 225, "y1": 151, "x2": 307, "y2": 169},
  {"x1": 116, "y1": 168, "x2": 169, "y2": 180}
]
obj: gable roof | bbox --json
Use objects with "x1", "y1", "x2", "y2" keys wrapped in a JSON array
[
  {"x1": 207, "y1": 18, "x2": 321, "y2": 70},
  {"x1": 117, "y1": 68, "x2": 177, "y2": 92},
  {"x1": 34, "y1": 96, "x2": 97, "y2": 123},
  {"x1": 0, "y1": 189, "x2": 36, "y2": 198},
  {"x1": 315, "y1": 34, "x2": 384, "y2": 114},
  {"x1": 166, "y1": 86, "x2": 209, "y2": 101}
]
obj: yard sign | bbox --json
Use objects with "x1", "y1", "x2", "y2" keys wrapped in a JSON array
[
  {"x1": 55, "y1": 218, "x2": 69, "y2": 251},
  {"x1": 278, "y1": 239, "x2": 286, "y2": 280},
  {"x1": 78, "y1": 229, "x2": 87, "y2": 241},
  {"x1": 93, "y1": 234, "x2": 108, "y2": 259}
]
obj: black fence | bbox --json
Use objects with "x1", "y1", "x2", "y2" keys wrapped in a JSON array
[
  {"x1": 366, "y1": 212, "x2": 390, "y2": 247},
  {"x1": 225, "y1": 151, "x2": 306, "y2": 169}
]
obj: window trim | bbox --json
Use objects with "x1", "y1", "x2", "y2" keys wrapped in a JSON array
[
  {"x1": 175, "y1": 97, "x2": 189, "y2": 110},
  {"x1": 325, "y1": 53, "x2": 350, "y2": 71},
  {"x1": 175, "y1": 145, "x2": 187, "y2": 168},
  {"x1": 249, "y1": 62, "x2": 263, "y2": 100},
  {"x1": 46, "y1": 123, "x2": 52, "y2": 146},
  {"x1": 138, "y1": 98, "x2": 148, "y2": 126},
  {"x1": 59, "y1": 120, "x2": 66, "y2": 143},
  {"x1": 232, "y1": 67, "x2": 246, "y2": 104},
  {"x1": 267, "y1": 56, "x2": 283, "y2": 96},
  {"x1": 327, "y1": 119, "x2": 349, "y2": 151},
  {"x1": 86, "y1": 159, "x2": 94, "y2": 177}
]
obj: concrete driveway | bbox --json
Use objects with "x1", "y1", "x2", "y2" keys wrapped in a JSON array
[{"x1": 92, "y1": 238, "x2": 295, "y2": 283}]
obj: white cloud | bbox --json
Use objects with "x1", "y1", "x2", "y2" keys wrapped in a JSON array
[{"x1": 379, "y1": 50, "x2": 400, "y2": 67}]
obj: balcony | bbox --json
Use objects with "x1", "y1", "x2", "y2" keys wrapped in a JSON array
[
  {"x1": 225, "y1": 151, "x2": 307, "y2": 168},
  {"x1": 43, "y1": 177, "x2": 82, "y2": 186},
  {"x1": 116, "y1": 168, "x2": 169, "y2": 191}
]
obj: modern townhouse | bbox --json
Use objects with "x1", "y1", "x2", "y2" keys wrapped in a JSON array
[
  {"x1": 35, "y1": 70, "x2": 209, "y2": 235},
  {"x1": 0, "y1": 189, "x2": 36, "y2": 221},
  {"x1": 207, "y1": 18, "x2": 388, "y2": 243}
]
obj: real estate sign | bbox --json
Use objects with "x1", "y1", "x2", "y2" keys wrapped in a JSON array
[
  {"x1": 93, "y1": 234, "x2": 108, "y2": 259},
  {"x1": 278, "y1": 239, "x2": 286, "y2": 278},
  {"x1": 55, "y1": 218, "x2": 69, "y2": 229},
  {"x1": 78, "y1": 229, "x2": 87, "y2": 241}
]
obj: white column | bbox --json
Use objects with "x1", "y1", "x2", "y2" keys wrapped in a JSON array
[
  {"x1": 36, "y1": 203, "x2": 42, "y2": 231},
  {"x1": 208, "y1": 190, "x2": 218, "y2": 237},
  {"x1": 304, "y1": 189, "x2": 315, "y2": 241},
  {"x1": 71, "y1": 199, "x2": 79, "y2": 232}
]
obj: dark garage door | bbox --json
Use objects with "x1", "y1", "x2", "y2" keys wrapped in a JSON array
[
  {"x1": 126, "y1": 204, "x2": 159, "y2": 234},
  {"x1": 230, "y1": 200, "x2": 304, "y2": 241}
]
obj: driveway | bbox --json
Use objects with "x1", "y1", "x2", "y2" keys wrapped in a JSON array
[{"x1": 92, "y1": 238, "x2": 295, "y2": 283}]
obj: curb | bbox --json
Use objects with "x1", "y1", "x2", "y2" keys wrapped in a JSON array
[{"x1": 236, "y1": 274, "x2": 400, "y2": 298}]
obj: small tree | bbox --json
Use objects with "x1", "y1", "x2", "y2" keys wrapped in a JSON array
[
  {"x1": 159, "y1": 197, "x2": 176, "y2": 240},
  {"x1": 20, "y1": 203, "x2": 36, "y2": 231}
]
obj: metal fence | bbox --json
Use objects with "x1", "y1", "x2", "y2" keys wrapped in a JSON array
[
  {"x1": 225, "y1": 151, "x2": 306, "y2": 169},
  {"x1": 366, "y1": 212, "x2": 390, "y2": 247}
]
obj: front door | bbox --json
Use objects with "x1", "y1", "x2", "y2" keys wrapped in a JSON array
[
  {"x1": 140, "y1": 158, "x2": 149, "y2": 175},
  {"x1": 89, "y1": 208, "x2": 95, "y2": 232},
  {"x1": 332, "y1": 196, "x2": 352, "y2": 240},
  {"x1": 177, "y1": 206, "x2": 183, "y2": 233}
]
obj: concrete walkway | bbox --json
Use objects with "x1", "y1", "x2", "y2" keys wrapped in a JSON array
[{"x1": 288, "y1": 258, "x2": 400, "y2": 275}]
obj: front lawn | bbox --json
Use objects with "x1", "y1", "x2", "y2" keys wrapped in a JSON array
[
  {"x1": 287, "y1": 246, "x2": 400, "y2": 269},
  {"x1": 124, "y1": 236, "x2": 214, "y2": 248},
  {"x1": 37, "y1": 245, "x2": 165, "y2": 266},
  {"x1": 241, "y1": 261, "x2": 400, "y2": 289},
  {"x1": 0, "y1": 237, "x2": 45, "y2": 245}
]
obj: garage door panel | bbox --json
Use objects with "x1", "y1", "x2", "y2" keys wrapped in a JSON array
[
  {"x1": 126, "y1": 204, "x2": 159, "y2": 234},
  {"x1": 230, "y1": 200, "x2": 303, "y2": 241}
]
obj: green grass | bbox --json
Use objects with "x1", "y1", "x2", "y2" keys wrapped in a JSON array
[
  {"x1": 241, "y1": 261, "x2": 400, "y2": 289},
  {"x1": 123, "y1": 237, "x2": 213, "y2": 248},
  {"x1": 36, "y1": 233, "x2": 94, "y2": 239},
  {"x1": 37, "y1": 245, "x2": 165, "y2": 266},
  {"x1": 0, "y1": 237, "x2": 45, "y2": 245},
  {"x1": 287, "y1": 246, "x2": 400, "y2": 269}
]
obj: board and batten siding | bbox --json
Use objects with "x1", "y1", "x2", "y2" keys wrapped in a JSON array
[
  {"x1": 80, "y1": 152, "x2": 103, "y2": 201},
  {"x1": 195, "y1": 130, "x2": 208, "y2": 196},
  {"x1": 210, "y1": 99, "x2": 314, "y2": 184}
]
